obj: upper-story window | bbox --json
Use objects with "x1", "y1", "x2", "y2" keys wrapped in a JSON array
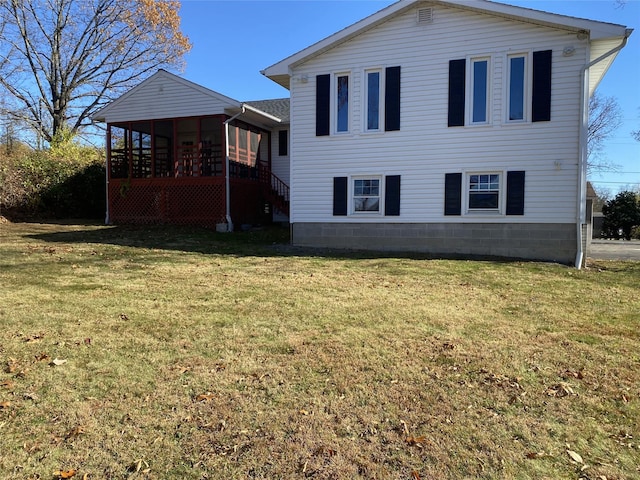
[
  {"x1": 508, "y1": 54, "x2": 527, "y2": 122},
  {"x1": 448, "y1": 50, "x2": 551, "y2": 127},
  {"x1": 316, "y1": 67, "x2": 400, "y2": 137},
  {"x1": 336, "y1": 73, "x2": 350, "y2": 133},
  {"x1": 365, "y1": 69, "x2": 382, "y2": 131},
  {"x1": 470, "y1": 57, "x2": 490, "y2": 124}
]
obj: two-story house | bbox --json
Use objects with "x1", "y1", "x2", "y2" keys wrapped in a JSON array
[{"x1": 262, "y1": 0, "x2": 631, "y2": 267}]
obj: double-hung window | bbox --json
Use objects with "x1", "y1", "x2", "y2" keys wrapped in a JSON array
[
  {"x1": 470, "y1": 58, "x2": 490, "y2": 124},
  {"x1": 365, "y1": 69, "x2": 382, "y2": 132},
  {"x1": 336, "y1": 73, "x2": 350, "y2": 133},
  {"x1": 353, "y1": 177, "x2": 381, "y2": 213},
  {"x1": 507, "y1": 54, "x2": 527, "y2": 122},
  {"x1": 468, "y1": 173, "x2": 501, "y2": 211}
]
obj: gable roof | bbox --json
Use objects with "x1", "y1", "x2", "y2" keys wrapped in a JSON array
[
  {"x1": 92, "y1": 70, "x2": 284, "y2": 126},
  {"x1": 92, "y1": 69, "x2": 242, "y2": 122},
  {"x1": 262, "y1": 0, "x2": 631, "y2": 94}
]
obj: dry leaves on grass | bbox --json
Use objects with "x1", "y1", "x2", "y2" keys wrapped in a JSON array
[
  {"x1": 53, "y1": 469, "x2": 76, "y2": 479},
  {"x1": 406, "y1": 435, "x2": 428, "y2": 447},
  {"x1": 567, "y1": 449, "x2": 584, "y2": 464},
  {"x1": 195, "y1": 393, "x2": 215, "y2": 402},
  {"x1": 546, "y1": 382, "x2": 577, "y2": 397}
]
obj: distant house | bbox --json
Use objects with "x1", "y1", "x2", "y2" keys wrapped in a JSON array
[
  {"x1": 92, "y1": 70, "x2": 290, "y2": 230},
  {"x1": 262, "y1": 0, "x2": 631, "y2": 267}
]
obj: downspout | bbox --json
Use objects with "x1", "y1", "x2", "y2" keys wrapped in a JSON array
[
  {"x1": 576, "y1": 29, "x2": 631, "y2": 269},
  {"x1": 104, "y1": 124, "x2": 110, "y2": 225},
  {"x1": 223, "y1": 106, "x2": 246, "y2": 232}
]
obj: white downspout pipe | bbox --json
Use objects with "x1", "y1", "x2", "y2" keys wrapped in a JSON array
[
  {"x1": 576, "y1": 30, "x2": 631, "y2": 269},
  {"x1": 223, "y1": 106, "x2": 246, "y2": 232},
  {"x1": 104, "y1": 125, "x2": 110, "y2": 225}
]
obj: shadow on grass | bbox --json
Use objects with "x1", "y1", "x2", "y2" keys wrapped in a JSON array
[
  {"x1": 25, "y1": 222, "x2": 295, "y2": 257},
  {"x1": 22, "y1": 220, "x2": 577, "y2": 266}
]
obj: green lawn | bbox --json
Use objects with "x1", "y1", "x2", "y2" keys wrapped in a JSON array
[{"x1": 0, "y1": 221, "x2": 638, "y2": 479}]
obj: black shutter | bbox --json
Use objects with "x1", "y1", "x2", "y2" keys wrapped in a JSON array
[
  {"x1": 385, "y1": 66, "x2": 401, "y2": 131},
  {"x1": 444, "y1": 173, "x2": 462, "y2": 215},
  {"x1": 316, "y1": 74, "x2": 330, "y2": 136},
  {"x1": 448, "y1": 59, "x2": 466, "y2": 127},
  {"x1": 385, "y1": 175, "x2": 401, "y2": 216},
  {"x1": 532, "y1": 50, "x2": 552, "y2": 122},
  {"x1": 506, "y1": 171, "x2": 526, "y2": 215},
  {"x1": 333, "y1": 177, "x2": 348, "y2": 216},
  {"x1": 278, "y1": 130, "x2": 288, "y2": 156}
]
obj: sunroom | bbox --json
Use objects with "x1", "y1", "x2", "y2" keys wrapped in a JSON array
[{"x1": 92, "y1": 70, "x2": 289, "y2": 229}]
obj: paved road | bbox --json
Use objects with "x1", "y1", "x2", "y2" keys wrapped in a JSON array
[{"x1": 589, "y1": 240, "x2": 640, "y2": 261}]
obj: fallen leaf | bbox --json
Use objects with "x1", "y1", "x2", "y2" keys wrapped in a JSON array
[
  {"x1": 0, "y1": 401, "x2": 11, "y2": 409},
  {"x1": 5, "y1": 360, "x2": 18, "y2": 373},
  {"x1": 1, "y1": 380, "x2": 14, "y2": 389},
  {"x1": 50, "y1": 358, "x2": 68, "y2": 366},
  {"x1": 83, "y1": 474, "x2": 90, "y2": 480},
  {"x1": 195, "y1": 393, "x2": 215, "y2": 402},
  {"x1": 54, "y1": 469, "x2": 76, "y2": 479},
  {"x1": 526, "y1": 452, "x2": 545, "y2": 459},
  {"x1": 66, "y1": 426, "x2": 85, "y2": 440},
  {"x1": 35, "y1": 353, "x2": 50, "y2": 362},
  {"x1": 119, "y1": 313, "x2": 129, "y2": 320},
  {"x1": 83, "y1": 338, "x2": 91, "y2": 346},
  {"x1": 313, "y1": 446, "x2": 336, "y2": 457},
  {"x1": 406, "y1": 435, "x2": 427, "y2": 446},
  {"x1": 24, "y1": 333, "x2": 45, "y2": 342},
  {"x1": 567, "y1": 449, "x2": 583, "y2": 464},
  {"x1": 299, "y1": 409, "x2": 310, "y2": 416},
  {"x1": 411, "y1": 471, "x2": 421, "y2": 480}
]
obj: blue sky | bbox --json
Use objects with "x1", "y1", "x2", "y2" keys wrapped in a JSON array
[{"x1": 179, "y1": 0, "x2": 640, "y2": 195}]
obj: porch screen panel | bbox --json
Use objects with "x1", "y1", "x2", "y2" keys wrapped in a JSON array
[
  {"x1": 154, "y1": 120, "x2": 174, "y2": 177},
  {"x1": 131, "y1": 122, "x2": 152, "y2": 178},
  {"x1": 109, "y1": 124, "x2": 129, "y2": 179},
  {"x1": 200, "y1": 117, "x2": 223, "y2": 176},
  {"x1": 177, "y1": 118, "x2": 198, "y2": 177}
]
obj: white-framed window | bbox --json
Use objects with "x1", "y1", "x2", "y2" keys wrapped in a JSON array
[
  {"x1": 364, "y1": 68, "x2": 383, "y2": 132},
  {"x1": 469, "y1": 57, "x2": 490, "y2": 124},
  {"x1": 467, "y1": 172, "x2": 502, "y2": 213},
  {"x1": 335, "y1": 72, "x2": 350, "y2": 133},
  {"x1": 352, "y1": 176, "x2": 382, "y2": 213},
  {"x1": 507, "y1": 53, "x2": 528, "y2": 122}
]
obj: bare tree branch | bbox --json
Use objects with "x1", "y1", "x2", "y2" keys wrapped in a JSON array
[
  {"x1": 0, "y1": 0, "x2": 191, "y2": 144},
  {"x1": 587, "y1": 92, "x2": 623, "y2": 174}
]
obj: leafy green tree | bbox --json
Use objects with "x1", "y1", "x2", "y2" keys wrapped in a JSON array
[{"x1": 602, "y1": 191, "x2": 640, "y2": 240}]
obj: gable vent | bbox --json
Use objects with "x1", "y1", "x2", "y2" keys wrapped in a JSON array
[{"x1": 417, "y1": 7, "x2": 433, "y2": 25}]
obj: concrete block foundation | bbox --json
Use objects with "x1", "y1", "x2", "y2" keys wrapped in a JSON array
[{"x1": 291, "y1": 222, "x2": 577, "y2": 265}]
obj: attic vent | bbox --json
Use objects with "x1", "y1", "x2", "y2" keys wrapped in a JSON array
[{"x1": 417, "y1": 7, "x2": 433, "y2": 25}]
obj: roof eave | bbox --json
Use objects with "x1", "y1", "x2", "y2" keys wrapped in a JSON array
[{"x1": 262, "y1": 0, "x2": 629, "y2": 85}]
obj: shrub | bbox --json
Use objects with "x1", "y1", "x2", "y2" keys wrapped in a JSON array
[{"x1": 0, "y1": 145, "x2": 105, "y2": 220}]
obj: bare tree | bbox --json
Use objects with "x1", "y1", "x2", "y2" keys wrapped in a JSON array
[
  {"x1": 587, "y1": 92, "x2": 623, "y2": 174},
  {"x1": 0, "y1": 0, "x2": 191, "y2": 145}
]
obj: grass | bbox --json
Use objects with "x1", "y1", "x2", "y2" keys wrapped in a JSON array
[{"x1": 0, "y1": 221, "x2": 638, "y2": 480}]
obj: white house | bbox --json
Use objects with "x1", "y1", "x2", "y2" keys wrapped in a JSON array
[{"x1": 262, "y1": 0, "x2": 631, "y2": 267}]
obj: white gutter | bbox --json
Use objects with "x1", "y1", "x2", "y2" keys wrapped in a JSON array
[
  {"x1": 576, "y1": 29, "x2": 631, "y2": 269},
  {"x1": 223, "y1": 106, "x2": 246, "y2": 232}
]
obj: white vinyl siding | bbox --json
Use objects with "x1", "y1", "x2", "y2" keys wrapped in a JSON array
[
  {"x1": 288, "y1": 4, "x2": 583, "y2": 225},
  {"x1": 97, "y1": 72, "x2": 238, "y2": 123}
]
